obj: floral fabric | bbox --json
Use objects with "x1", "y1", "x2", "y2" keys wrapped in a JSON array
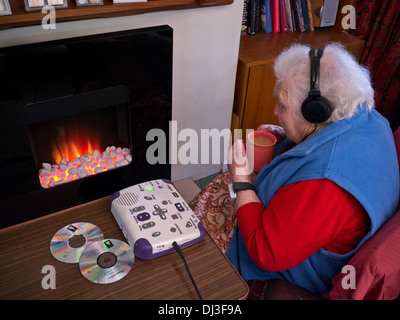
[{"x1": 188, "y1": 172, "x2": 236, "y2": 253}]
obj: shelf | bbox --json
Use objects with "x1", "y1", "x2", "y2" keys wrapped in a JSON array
[
  {"x1": 0, "y1": 0, "x2": 233, "y2": 30},
  {"x1": 238, "y1": 28, "x2": 366, "y2": 67}
]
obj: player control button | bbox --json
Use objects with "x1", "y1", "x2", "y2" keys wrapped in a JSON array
[
  {"x1": 152, "y1": 204, "x2": 167, "y2": 220},
  {"x1": 142, "y1": 221, "x2": 155, "y2": 229},
  {"x1": 174, "y1": 203, "x2": 185, "y2": 212},
  {"x1": 137, "y1": 212, "x2": 151, "y2": 221},
  {"x1": 186, "y1": 221, "x2": 193, "y2": 228},
  {"x1": 131, "y1": 205, "x2": 145, "y2": 212}
]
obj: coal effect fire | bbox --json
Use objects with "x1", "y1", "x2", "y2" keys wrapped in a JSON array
[{"x1": 38, "y1": 146, "x2": 132, "y2": 188}]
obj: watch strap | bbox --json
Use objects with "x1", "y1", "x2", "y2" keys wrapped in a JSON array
[{"x1": 232, "y1": 182, "x2": 256, "y2": 193}]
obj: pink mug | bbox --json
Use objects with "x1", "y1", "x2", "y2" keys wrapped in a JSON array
[{"x1": 247, "y1": 130, "x2": 277, "y2": 173}]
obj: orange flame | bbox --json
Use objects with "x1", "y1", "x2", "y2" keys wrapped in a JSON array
[{"x1": 51, "y1": 135, "x2": 100, "y2": 165}]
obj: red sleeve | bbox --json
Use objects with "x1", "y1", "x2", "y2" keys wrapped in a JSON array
[{"x1": 236, "y1": 179, "x2": 369, "y2": 271}]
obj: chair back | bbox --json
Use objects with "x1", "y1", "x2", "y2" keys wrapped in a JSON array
[{"x1": 325, "y1": 127, "x2": 400, "y2": 300}]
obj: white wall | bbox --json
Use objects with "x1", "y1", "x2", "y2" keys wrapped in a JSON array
[{"x1": 0, "y1": 0, "x2": 244, "y2": 182}]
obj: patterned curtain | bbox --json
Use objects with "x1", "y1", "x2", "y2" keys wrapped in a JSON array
[{"x1": 352, "y1": 0, "x2": 400, "y2": 129}]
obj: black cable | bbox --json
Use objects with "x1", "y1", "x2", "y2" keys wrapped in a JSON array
[
  {"x1": 300, "y1": 122, "x2": 318, "y2": 143},
  {"x1": 172, "y1": 241, "x2": 203, "y2": 300}
]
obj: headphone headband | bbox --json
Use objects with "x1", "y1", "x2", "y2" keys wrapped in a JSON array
[{"x1": 309, "y1": 48, "x2": 324, "y2": 95}]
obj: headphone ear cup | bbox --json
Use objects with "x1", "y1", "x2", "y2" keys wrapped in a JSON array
[{"x1": 301, "y1": 96, "x2": 332, "y2": 124}]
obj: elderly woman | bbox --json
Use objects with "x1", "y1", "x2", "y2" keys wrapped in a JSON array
[{"x1": 221, "y1": 43, "x2": 400, "y2": 295}]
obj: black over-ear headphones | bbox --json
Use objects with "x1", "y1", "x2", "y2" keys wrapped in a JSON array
[{"x1": 301, "y1": 48, "x2": 332, "y2": 124}]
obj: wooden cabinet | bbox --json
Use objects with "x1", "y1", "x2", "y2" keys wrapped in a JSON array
[{"x1": 231, "y1": 28, "x2": 365, "y2": 134}]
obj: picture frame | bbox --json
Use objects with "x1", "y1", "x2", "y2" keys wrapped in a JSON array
[
  {"x1": 24, "y1": 0, "x2": 68, "y2": 11},
  {"x1": 0, "y1": 0, "x2": 12, "y2": 16},
  {"x1": 76, "y1": 0, "x2": 104, "y2": 7}
]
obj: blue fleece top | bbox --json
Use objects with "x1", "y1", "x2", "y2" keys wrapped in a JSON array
[{"x1": 226, "y1": 105, "x2": 399, "y2": 294}]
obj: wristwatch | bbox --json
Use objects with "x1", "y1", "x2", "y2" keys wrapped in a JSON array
[{"x1": 228, "y1": 182, "x2": 256, "y2": 205}]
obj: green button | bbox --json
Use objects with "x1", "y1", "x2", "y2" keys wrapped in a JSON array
[{"x1": 146, "y1": 186, "x2": 154, "y2": 191}]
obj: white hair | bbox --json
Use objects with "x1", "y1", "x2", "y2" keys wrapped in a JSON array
[{"x1": 273, "y1": 42, "x2": 375, "y2": 123}]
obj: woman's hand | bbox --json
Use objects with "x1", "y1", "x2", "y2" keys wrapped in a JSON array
[
  {"x1": 228, "y1": 139, "x2": 261, "y2": 210},
  {"x1": 257, "y1": 124, "x2": 286, "y2": 143},
  {"x1": 227, "y1": 139, "x2": 253, "y2": 183}
]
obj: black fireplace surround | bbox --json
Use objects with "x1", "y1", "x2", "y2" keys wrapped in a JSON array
[{"x1": 0, "y1": 25, "x2": 173, "y2": 228}]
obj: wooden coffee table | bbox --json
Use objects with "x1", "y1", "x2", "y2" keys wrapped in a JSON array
[{"x1": 0, "y1": 187, "x2": 248, "y2": 300}]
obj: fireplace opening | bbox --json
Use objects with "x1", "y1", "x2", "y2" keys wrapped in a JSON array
[
  {"x1": 24, "y1": 86, "x2": 132, "y2": 189},
  {"x1": 0, "y1": 25, "x2": 172, "y2": 228}
]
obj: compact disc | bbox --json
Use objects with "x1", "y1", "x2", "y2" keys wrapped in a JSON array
[
  {"x1": 50, "y1": 222, "x2": 104, "y2": 263},
  {"x1": 79, "y1": 239, "x2": 134, "y2": 284}
]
